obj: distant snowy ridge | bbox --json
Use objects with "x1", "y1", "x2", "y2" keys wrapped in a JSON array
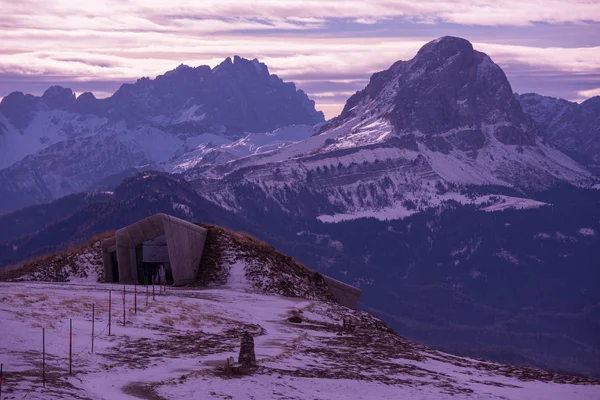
[{"x1": 518, "y1": 93, "x2": 600, "y2": 176}]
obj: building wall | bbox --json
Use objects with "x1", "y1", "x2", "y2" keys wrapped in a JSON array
[
  {"x1": 105, "y1": 214, "x2": 208, "y2": 286},
  {"x1": 163, "y1": 215, "x2": 208, "y2": 286},
  {"x1": 142, "y1": 235, "x2": 169, "y2": 263},
  {"x1": 322, "y1": 276, "x2": 362, "y2": 308},
  {"x1": 101, "y1": 237, "x2": 116, "y2": 283}
]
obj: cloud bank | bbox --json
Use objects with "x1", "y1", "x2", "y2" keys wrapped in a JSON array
[{"x1": 1, "y1": 0, "x2": 599, "y2": 118}]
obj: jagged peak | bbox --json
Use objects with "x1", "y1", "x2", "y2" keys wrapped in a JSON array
[
  {"x1": 214, "y1": 55, "x2": 270, "y2": 76},
  {"x1": 42, "y1": 85, "x2": 73, "y2": 97},
  {"x1": 42, "y1": 85, "x2": 76, "y2": 109}
]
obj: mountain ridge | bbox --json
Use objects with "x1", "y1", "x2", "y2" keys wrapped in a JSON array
[
  {"x1": 0, "y1": 56, "x2": 325, "y2": 211},
  {"x1": 517, "y1": 92, "x2": 600, "y2": 175}
]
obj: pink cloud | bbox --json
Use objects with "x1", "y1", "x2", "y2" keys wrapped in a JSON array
[{"x1": 2, "y1": 0, "x2": 599, "y2": 117}]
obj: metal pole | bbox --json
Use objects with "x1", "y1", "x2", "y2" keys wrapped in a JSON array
[
  {"x1": 152, "y1": 276, "x2": 155, "y2": 301},
  {"x1": 69, "y1": 319, "x2": 72, "y2": 375},
  {"x1": 91, "y1": 304, "x2": 95, "y2": 353},
  {"x1": 146, "y1": 284, "x2": 148, "y2": 306},
  {"x1": 43, "y1": 328, "x2": 45, "y2": 387},
  {"x1": 123, "y1": 286, "x2": 126, "y2": 326},
  {"x1": 134, "y1": 284, "x2": 137, "y2": 314},
  {"x1": 108, "y1": 290, "x2": 111, "y2": 336}
]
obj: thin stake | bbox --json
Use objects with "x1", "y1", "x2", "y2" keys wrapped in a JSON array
[
  {"x1": 91, "y1": 304, "x2": 95, "y2": 353},
  {"x1": 108, "y1": 290, "x2": 112, "y2": 336},
  {"x1": 69, "y1": 319, "x2": 72, "y2": 375},
  {"x1": 152, "y1": 275, "x2": 155, "y2": 301},
  {"x1": 42, "y1": 328, "x2": 45, "y2": 387},
  {"x1": 134, "y1": 284, "x2": 137, "y2": 314},
  {"x1": 146, "y1": 284, "x2": 149, "y2": 306},
  {"x1": 123, "y1": 286, "x2": 126, "y2": 326}
]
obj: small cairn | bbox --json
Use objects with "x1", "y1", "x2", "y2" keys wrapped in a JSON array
[{"x1": 238, "y1": 331, "x2": 256, "y2": 367}]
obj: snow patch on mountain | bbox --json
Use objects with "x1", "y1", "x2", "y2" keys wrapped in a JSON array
[
  {"x1": 0, "y1": 110, "x2": 106, "y2": 169},
  {"x1": 165, "y1": 125, "x2": 314, "y2": 174},
  {"x1": 317, "y1": 194, "x2": 547, "y2": 223},
  {"x1": 578, "y1": 228, "x2": 596, "y2": 237},
  {"x1": 482, "y1": 196, "x2": 547, "y2": 212}
]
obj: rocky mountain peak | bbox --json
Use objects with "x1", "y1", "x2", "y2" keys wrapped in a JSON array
[
  {"x1": 415, "y1": 35, "x2": 474, "y2": 60},
  {"x1": 42, "y1": 86, "x2": 76, "y2": 109},
  {"x1": 213, "y1": 55, "x2": 270, "y2": 81},
  {"x1": 332, "y1": 36, "x2": 538, "y2": 150},
  {"x1": 71, "y1": 56, "x2": 324, "y2": 133},
  {"x1": 0, "y1": 91, "x2": 40, "y2": 129},
  {"x1": 77, "y1": 92, "x2": 97, "y2": 101}
]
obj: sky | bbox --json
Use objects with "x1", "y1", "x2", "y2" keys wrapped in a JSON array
[{"x1": 1, "y1": 0, "x2": 599, "y2": 119}]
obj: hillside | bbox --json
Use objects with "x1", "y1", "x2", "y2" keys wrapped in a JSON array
[
  {"x1": 1, "y1": 235, "x2": 599, "y2": 399},
  {"x1": 1, "y1": 173, "x2": 599, "y2": 379},
  {"x1": 2, "y1": 224, "x2": 336, "y2": 304}
]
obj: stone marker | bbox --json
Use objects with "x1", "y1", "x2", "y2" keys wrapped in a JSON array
[{"x1": 238, "y1": 331, "x2": 256, "y2": 367}]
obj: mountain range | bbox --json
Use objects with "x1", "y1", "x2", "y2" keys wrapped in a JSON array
[
  {"x1": 1, "y1": 36, "x2": 599, "y2": 378},
  {"x1": 188, "y1": 37, "x2": 595, "y2": 224},
  {"x1": 0, "y1": 56, "x2": 323, "y2": 210}
]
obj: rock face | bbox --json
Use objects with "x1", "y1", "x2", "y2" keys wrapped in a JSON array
[
  {"x1": 238, "y1": 331, "x2": 256, "y2": 367},
  {"x1": 88, "y1": 56, "x2": 323, "y2": 136},
  {"x1": 518, "y1": 93, "x2": 600, "y2": 175},
  {"x1": 0, "y1": 92, "x2": 41, "y2": 130},
  {"x1": 334, "y1": 36, "x2": 536, "y2": 147},
  {"x1": 42, "y1": 86, "x2": 76, "y2": 110},
  {"x1": 0, "y1": 57, "x2": 324, "y2": 210}
]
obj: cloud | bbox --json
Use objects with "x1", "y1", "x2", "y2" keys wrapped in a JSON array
[
  {"x1": 4, "y1": 1, "x2": 600, "y2": 32},
  {"x1": 2, "y1": 0, "x2": 600, "y2": 118},
  {"x1": 474, "y1": 42, "x2": 600, "y2": 74},
  {"x1": 577, "y1": 88, "x2": 600, "y2": 98},
  {"x1": 316, "y1": 103, "x2": 345, "y2": 120},
  {"x1": 354, "y1": 18, "x2": 380, "y2": 25}
]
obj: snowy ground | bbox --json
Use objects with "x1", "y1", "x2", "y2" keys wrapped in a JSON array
[{"x1": 1, "y1": 280, "x2": 599, "y2": 400}]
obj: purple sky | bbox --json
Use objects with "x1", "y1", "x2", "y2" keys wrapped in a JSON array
[{"x1": 1, "y1": 0, "x2": 599, "y2": 118}]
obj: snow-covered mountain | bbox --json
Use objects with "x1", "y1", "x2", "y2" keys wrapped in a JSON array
[
  {"x1": 0, "y1": 57, "x2": 324, "y2": 211},
  {"x1": 189, "y1": 37, "x2": 595, "y2": 221},
  {"x1": 0, "y1": 88, "x2": 106, "y2": 170},
  {"x1": 518, "y1": 93, "x2": 600, "y2": 175}
]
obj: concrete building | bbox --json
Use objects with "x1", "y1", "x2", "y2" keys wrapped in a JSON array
[
  {"x1": 321, "y1": 276, "x2": 362, "y2": 308},
  {"x1": 102, "y1": 214, "x2": 361, "y2": 307},
  {"x1": 102, "y1": 214, "x2": 208, "y2": 286}
]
